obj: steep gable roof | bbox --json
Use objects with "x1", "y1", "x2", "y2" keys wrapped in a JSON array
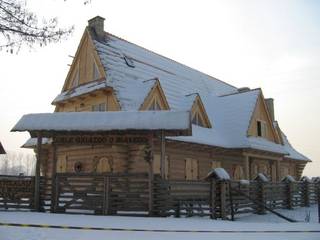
[{"x1": 92, "y1": 32, "x2": 238, "y2": 111}]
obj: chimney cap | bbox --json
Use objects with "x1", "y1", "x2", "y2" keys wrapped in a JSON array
[{"x1": 88, "y1": 16, "x2": 105, "y2": 25}]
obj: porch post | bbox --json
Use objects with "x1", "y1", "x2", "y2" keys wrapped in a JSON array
[
  {"x1": 148, "y1": 134, "x2": 154, "y2": 216},
  {"x1": 51, "y1": 143, "x2": 57, "y2": 213},
  {"x1": 276, "y1": 160, "x2": 281, "y2": 182},
  {"x1": 35, "y1": 132, "x2": 42, "y2": 211},
  {"x1": 244, "y1": 155, "x2": 250, "y2": 180},
  {"x1": 160, "y1": 130, "x2": 166, "y2": 179}
]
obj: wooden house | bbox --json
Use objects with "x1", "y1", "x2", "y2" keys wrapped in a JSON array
[{"x1": 16, "y1": 16, "x2": 309, "y2": 183}]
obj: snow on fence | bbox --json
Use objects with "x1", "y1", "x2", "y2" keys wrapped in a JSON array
[{"x1": 0, "y1": 174, "x2": 319, "y2": 220}]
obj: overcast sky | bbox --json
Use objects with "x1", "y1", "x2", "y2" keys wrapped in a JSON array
[{"x1": 0, "y1": 0, "x2": 319, "y2": 176}]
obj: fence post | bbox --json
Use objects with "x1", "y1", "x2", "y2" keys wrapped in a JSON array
[
  {"x1": 287, "y1": 181, "x2": 294, "y2": 209},
  {"x1": 257, "y1": 182, "x2": 266, "y2": 214},
  {"x1": 53, "y1": 175, "x2": 59, "y2": 213},
  {"x1": 103, "y1": 176, "x2": 110, "y2": 215},
  {"x1": 303, "y1": 181, "x2": 310, "y2": 207},
  {"x1": 220, "y1": 180, "x2": 227, "y2": 220},
  {"x1": 210, "y1": 179, "x2": 216, "y2": 219}
]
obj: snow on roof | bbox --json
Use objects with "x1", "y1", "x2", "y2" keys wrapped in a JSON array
[
  {"x1": 52, "y1": 80, "x2": 108, "y2": 104},
  {"x1": 170, "y1": 89, "x2": 288, "y2": 154},
  {"x1": 255, "y1": 173, "x2": 269, "y2": 182},
  {"x1": 282, "y1": 175, "x2": 296, "y2": 182},
  {"x1": 47, "y1": 29, "x2": 308, "y2": 158},
  {"x1": 12, "y1": 111, "x2": 191, "y2": 133},
  {"x1": 281, "y1": 131, "x2": 310, "y2": 161},
  {"x1": 22, "y1": 138, "x2": 52, "y2": 148},
  {"x1": 93, "y1": 33, "x2": 238, "y2": 111}
]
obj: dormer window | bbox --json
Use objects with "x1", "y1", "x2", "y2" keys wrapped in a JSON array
[
  {"x1": 148, "y1": 99, "x2": 161, "y2": 110},
  {"x1": 92, "y1": 103, "x2": 106, "y2": 112},
  {"x1": 192, "y1": 112, "x2": 205, "y2": 127},
  {"x1": 257, "y1": 120, "x2": 267, "y2": 137}
]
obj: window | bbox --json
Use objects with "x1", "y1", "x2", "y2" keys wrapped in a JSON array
[
  {"x1": 257, "y1": 120, "x2": 267, "y2": 137},
  {"x1": 185, "y1": 158, "x2": 199, "y2": 180},
  {"x1": 153, "y1": 154, "x2": 169, "y2": 179},
  {"x1": 92, "y1": 103, "x2": 106, "y2": 112},
  {"x1": 93, "y1": 61, "x2": 100, "y2": 80},
  {"x1": 148, "y1": 99, "x2": 161, "y2": 110},
  {"x1": 192, "y1": 112, "x2": 205, "y2": 127}
]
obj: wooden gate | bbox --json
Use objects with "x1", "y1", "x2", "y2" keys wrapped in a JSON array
[{"x1": 53, "y1": 173, "x2": 150, "y2": 215}]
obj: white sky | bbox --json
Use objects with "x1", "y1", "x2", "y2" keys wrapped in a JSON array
[{"x1": 0, "y1": 0, "x2": 319, "y2": 176}]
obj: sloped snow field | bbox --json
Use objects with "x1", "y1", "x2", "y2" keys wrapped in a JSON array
[{"x1": 0, "y1": 205, "x2": 319, "y2": 240}]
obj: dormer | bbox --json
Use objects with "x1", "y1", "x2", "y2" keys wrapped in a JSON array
[
  {"x1": 139, "y1": 78, "x2": 170, "y2": 110},
  {"x1": 247, "y1": 90, "x2": 282, "y2": 144},
  {"x1": 62, "y1": 27, "x2": 106, "y2": 92},
  {"x1": 187, "y1": 93, "x2": 212, "y2": 128}
]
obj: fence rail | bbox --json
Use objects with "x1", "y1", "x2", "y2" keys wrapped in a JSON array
[{"x1": 0, "y1": 174, "x2": 319, "y2": 220}]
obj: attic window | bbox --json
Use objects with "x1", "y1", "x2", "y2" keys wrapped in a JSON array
[
  {"x1": 149, "y1": 99, "x2": 161, "y2": 110},
  {"x1": 257, "y1": 120, "x2": 267, "y2": 137},
  {"x1": 124, "y1": 55, "x2": 135, "y2": 68},
  {"x1": 192, "y1": 112, "x2": 205, "y2": 127}
]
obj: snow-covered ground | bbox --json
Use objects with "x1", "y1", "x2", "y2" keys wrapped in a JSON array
[{"x1": 0, "y1": 205, "x2": 319, "y2": 240}]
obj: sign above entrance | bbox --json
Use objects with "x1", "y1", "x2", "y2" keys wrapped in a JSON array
[{"x1": 53, "y1": 135, "x2": 149, "y2": 145}]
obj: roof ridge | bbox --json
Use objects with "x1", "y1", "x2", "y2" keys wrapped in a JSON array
[
  {"x1": 103, "y1": 31, "x2": 237, "y2": 90},
  {"x1": 219, "y1": 88, "x2": 261, "y2": 98}
]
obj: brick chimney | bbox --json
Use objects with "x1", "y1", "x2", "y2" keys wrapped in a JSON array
[
  {"x1": 265, "y1": 98, "x2": 275, "y2": 121},
  {"x1": 88, "y1": 16, "x2": 105, "y2": 40}
]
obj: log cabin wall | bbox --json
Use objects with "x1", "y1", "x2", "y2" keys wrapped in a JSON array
[{"x1": 44, "y1": 144, "x2": 129, "y2": 177}]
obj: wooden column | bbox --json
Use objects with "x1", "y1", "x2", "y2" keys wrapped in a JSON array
[
  {"x1": 35, "y1": 132, "x2": 42, "y2": 212},
  {"x1": 51, "y1": 143, "x2": 57, "y2": 213},
  {"x1": 276, "y1": 160, "x2": 281, "y2": 182},
  {"x1": 160, "y1": 130, "x2": 166, "y2": 179},
  {"x1": 244, "y1": 155, "x2": 250, "y2": 180},
  {"x1": 148, "y1": 134, "x2": 154, "y2": 216}
]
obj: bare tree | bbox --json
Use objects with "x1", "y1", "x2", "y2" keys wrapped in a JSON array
[
  {"x1": 0, "y1": 0, "x2": 77, "y2": 52},
  {"x1": 0, "y1": 151, "x2": 36, "y2": 175}
]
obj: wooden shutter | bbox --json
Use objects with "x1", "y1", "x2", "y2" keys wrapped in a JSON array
[
  {"x1": 271, "y1": 163, "x2": 277, "y2": 182},
  {"x1": 192, "y1": 159, "x2": 199, "y2": 180},
  {"x1": 185, "y1": 158, "x2": 192, "y2": 180},
  {"x1": 57, "y1": 155, "x2": 67, "y2": 173},
  {"x1": 97, "y1": 157, "x2": 112, "y2": 173},
  {"x1": 153, "y1": 154, "x2": 161, "y2": 175},
  {"x1": 165, "y1": 156, "x2": 169, "y2": 179},
  {"x1": 233, "y1": 165, "x2": 244, "y2": 180}
]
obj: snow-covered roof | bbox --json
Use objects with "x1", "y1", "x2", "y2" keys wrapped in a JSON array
[
  {"x1": 48, "y1": 28, "x2": 309, "y2": 160},
  {"x1": 53, "y1": 80, "x2": 109, "y2": 104},
  {"x1": 93, "y1": 33, "x2": 238, "y2": 111},
  {"x1": 22, "y1": 138, "x2": 52, "y2": 148},
  {"x1": 281, "y1": 131, "x2": 310, "y2": 161},
  {"x1": 12, "y1": 111, "x2": 191, "y2": 134}
]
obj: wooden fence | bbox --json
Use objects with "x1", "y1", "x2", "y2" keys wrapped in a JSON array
[{"x1": 0, "y1": 174, "x2": 319, "y2": 220}]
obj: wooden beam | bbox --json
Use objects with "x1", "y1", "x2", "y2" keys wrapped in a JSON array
[
  {"x1": 35, "y1": 132, "x2": 42, "y2": 211},
  {"x1": 244, "y1": 155, "x2": 250, "y2": 180},
  {"x1": 160, "y1": 130, "x2": 166, "y2": 179},
  {"x1": 51, "y1": 143, "x2": 57, "y2": 213}
]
